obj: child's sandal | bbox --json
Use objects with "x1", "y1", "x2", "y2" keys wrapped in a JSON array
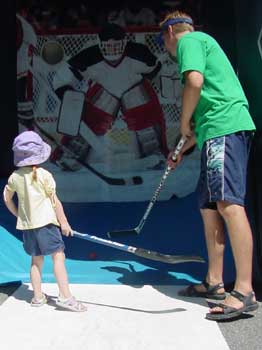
[
  {"x1": 31, "y1": 293, "x2": 48, "y2": 307},
  {"x1": 56, "y1": 296, "x2": 87, "y2": 312}
]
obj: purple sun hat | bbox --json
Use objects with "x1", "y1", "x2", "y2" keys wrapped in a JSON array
[{"x1": 12, "y1": 131, "x2": 51, "y2": 167}]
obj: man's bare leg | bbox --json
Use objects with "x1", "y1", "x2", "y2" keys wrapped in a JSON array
[
  {"x1": 193, "y1": 208, "x2": 226, "y2": 293},
  {"x1": 179, "y1": 208, "x2": 225, "y2": 295},
  {"x1": 210, "y1": 201, "x2": 255, "y2": 311}
]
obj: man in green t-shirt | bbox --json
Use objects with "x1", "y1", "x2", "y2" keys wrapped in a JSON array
[{"x1": 158, "y1": 11, "x2": 258, "y2": 321}]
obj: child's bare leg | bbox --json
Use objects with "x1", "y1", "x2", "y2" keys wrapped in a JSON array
[
  {"x1": 52, "y1": 250, "x2": 72, "y2": 299},
  {"x1": 31, "y1": 256, "x2": 44, "y2": 299}
]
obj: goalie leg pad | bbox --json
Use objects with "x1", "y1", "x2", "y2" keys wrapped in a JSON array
[
  {"x1": 57, "y1": 90, "x2": 85, "y2": 137},
  {"x1": 83, "y1": 103, "x2": 116, "y2": 136},
  {"x1": 121, "y1": 83, "x2": 151, "y2": 111},
  {"x1": 122, "y1": 80, "x2": 164, "y2": 130},
  {"x1": 88, "y1": 85, "x2": 120, "y2": 116},
  {"x1": 122, "y1": 81, "x2": 169, "y2": 156},
  {"x1": 83, "y1": 83, "x2": 121, "y2": 135},
  {"x1": 135, "y1": 127, "x2": 162, "y2": 157},
  {"x1": 50, "y1": 135, "x2": 90, "y2": 171},
  {"x1": 61, "y1": 135, "x2": 90, "y2": 159}
]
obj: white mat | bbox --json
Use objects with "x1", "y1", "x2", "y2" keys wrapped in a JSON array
[{"x1": 0, "y1": 284, "x2": 229, "y2": 350}]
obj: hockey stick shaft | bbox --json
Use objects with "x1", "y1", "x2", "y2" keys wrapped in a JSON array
[
  {"x1": 108, "y1": 137, "x2": 187, "y2": 237},
  {"x1": 73, "y1": 231, "x2": 205, "y2": 264},
  {"x1": 136, "y1": 136, "x2": 187, "y2": 230}
]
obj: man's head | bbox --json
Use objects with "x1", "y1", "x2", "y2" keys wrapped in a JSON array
[{"x1": 158, "y1": 11, "x2": 194, "y2": 55}]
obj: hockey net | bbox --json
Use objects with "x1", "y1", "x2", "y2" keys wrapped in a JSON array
[{"x1": 32, "y1": 27, "x2": 182, "y2": 162}]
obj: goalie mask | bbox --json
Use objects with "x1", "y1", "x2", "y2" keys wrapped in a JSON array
[{"x1": 98, "y1": 23, "x2": 127, "y2": 61}]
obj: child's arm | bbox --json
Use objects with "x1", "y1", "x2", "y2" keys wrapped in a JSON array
[
  {"x1": 3, "y1": 186, "x2": 18, "y2": 217},
  {"x1": 53, "y1": 194, "x2": 72, "y2": 236}
]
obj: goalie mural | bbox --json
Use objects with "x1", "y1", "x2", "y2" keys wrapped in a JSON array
[
  {"x1": 24, "y1": 21, "x2": 200, "y2": 202},
  {"x1": 51, "y1": 23, "x2": 170, "y2": 171}
]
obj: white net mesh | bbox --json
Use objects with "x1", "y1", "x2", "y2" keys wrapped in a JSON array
[{"x1": 33, "y1": 29, "x2": 182, "y2": 155}]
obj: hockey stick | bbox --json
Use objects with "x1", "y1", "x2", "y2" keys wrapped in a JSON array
[
  {"x1": 33, "y1": 121, "x2": 142, "y2": 186},
  {"x1": 73, "y1": 231, "x2": 205, "y2": 264},
  {"x1": 107, "y1": 137, "x2": 187, "y2": 238}
]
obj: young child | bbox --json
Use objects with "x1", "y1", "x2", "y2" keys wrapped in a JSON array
[{"x1": 3, "y1": 131, "x2": 87, "y2": 312}]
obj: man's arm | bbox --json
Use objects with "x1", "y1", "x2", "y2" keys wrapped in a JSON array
[
  {"x1": 3, "y1": 187, "x2": 18, "y2": 217},
  {"x1": 181, "y1": 134, "x2": 196, "y2": 154},
  {"x1": 167, "y1": 68, "x2": 203, "y2": 170},
  {"x1": 180, "y1": 70, "x2": 203, "y2": 138}
]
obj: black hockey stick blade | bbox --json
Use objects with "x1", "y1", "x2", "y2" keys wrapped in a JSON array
[
  {"x1": 107, "y1": 228, "x2": 139, "y2": 239},
  {"x1": 34, "y1": 121, "x2": 142, "y2": 186},
  {"x1": 135, "y1": 248, "x2": 205, "y2": 264}
]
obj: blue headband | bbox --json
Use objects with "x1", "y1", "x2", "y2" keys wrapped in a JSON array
[{"x1": 156, "y1": 17, "x2": 193, "y2": 46}]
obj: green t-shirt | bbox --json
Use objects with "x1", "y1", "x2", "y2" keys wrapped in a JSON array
[{"x1": 176, "y1": 31, "x2": 256, "y2": 149}]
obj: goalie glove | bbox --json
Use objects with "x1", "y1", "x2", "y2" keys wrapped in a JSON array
[{"x1": 50, "y1": 135, "x2": 90, "y2": 172}]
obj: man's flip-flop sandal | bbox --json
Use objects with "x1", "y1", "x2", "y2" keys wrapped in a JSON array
[
  {"x1": 178, "y1": 280, "x2": 226, "y2": 300},
  {"x1": 206, "y1": 290, "x2": 259, "y2": 321}
]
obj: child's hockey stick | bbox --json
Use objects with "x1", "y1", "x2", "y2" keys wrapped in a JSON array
[
  {"x1": 107, "y1": 137, "x2": 187, "y2": 238},
  {"x1": 34, "y1": 121, "x2": 142, "y2": 186},
  {"x1": 73, "y1": 231, "x2": 204, "y2": 264}
]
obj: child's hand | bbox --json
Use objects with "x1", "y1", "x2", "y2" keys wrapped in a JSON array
[{"x1": 60, "y1": 222, "x2": 73, "y2": 237}]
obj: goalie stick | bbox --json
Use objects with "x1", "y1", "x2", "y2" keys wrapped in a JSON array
[
  {"x1": 73, "y1": 231, "x2": 205, "y2": 264},
  {"x1": 107, "y1": 137, "x2": 187, "y2": 238},
  {"x1": 34, "y1": 121, "x2": 142, "y2": 186}
]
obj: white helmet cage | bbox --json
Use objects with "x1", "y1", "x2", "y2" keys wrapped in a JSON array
[{"x1": 98, "y1": 23, "x2": 127, "y2": 61}]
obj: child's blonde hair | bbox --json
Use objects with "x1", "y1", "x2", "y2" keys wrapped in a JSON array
[
  {"x1": 159, "y1": 11, "x2": 194, "y2": 34},
  {"x1": 31, "y1": 165, "x2": 56, "y2": 207},
  {"x1": 32, "y1": 166, "x2": 38, "y2": 182}
]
